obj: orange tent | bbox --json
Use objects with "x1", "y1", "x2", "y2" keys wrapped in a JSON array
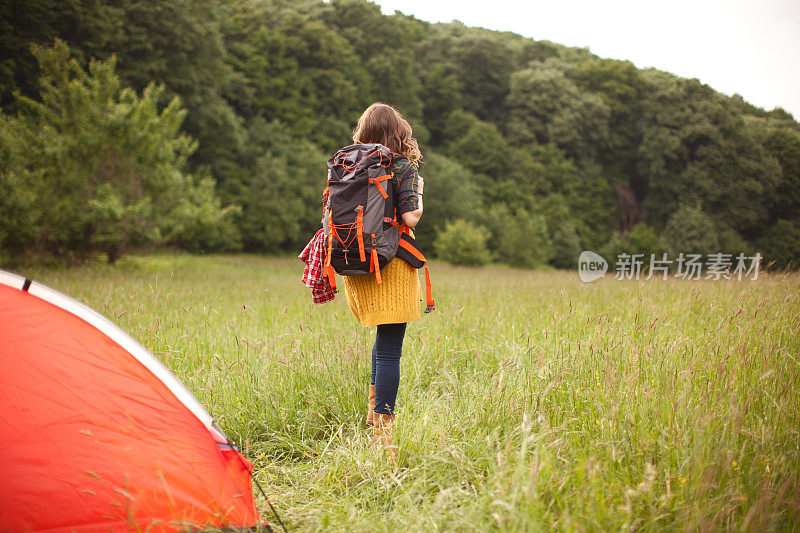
[{"x1": 0, "y1": 270, "x2": 261, "y2": 531}]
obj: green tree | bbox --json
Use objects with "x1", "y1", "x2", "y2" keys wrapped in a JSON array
[
  {"x1": 420, "y1": 64, "x2": 461, "y2": 146},
  {"x1": 419, "y1": 24, "x2": 524, "y2": 123},
  {"x1": 444, "y1": 110, "x2": 511, "y2": 180},
  {"x1": 572, "y1": 58, "x2": 647, "y2": 196},
  {"x1": 225, "y1": 8, "x2": 370, "y2": 152},
  {"x1": 638, "y1": 72, "x2": 780, "y2": 234},
  {"x1": 105, "y1": 0, "x2": 246, "y2": 181},
  {"x1": 320, "y1": 0, "x2": 425, "y2": 121},
  {"x1": 235, "y1": 117, "x2": 327, "y2": 252},
  {"x1": 413, "y1": 152, "x2": 480, "y2": 250},
  {"x1": 506, "y1": 61, "x2": 611, "y2": 163},
  {"x1": 0, "y1": 0, "x2": 250, "y2": 204},
  {"x1": 4, "y1": 0, "x2": 797, "y2": 265},
  {"x1": 0, "y1": 0, "x2": 125, "y2": 111},
  {"x1": 598, "y1": 224, "x2": 664, "y2": 270},
  {"x1": 754, "y1": 124, "x2": 800, "y2": 223},
  {"x1": 0, "y1": 40, "x2": 238, "y2": 263}
]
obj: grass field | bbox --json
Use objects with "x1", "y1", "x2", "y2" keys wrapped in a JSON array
[{"x1": 24, "y1": 254, "x2": 800, "y2": 531}]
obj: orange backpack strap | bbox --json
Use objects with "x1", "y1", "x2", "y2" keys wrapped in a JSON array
[
  {"x1": 356, "y1": 206, "x2": 366, "y2": 262},
  {"x1": 368, "y1": 174, "x2": 391, "y2": 199},
  {"x1": 396, "y1": 236, "x2": 435, "y2": 312},
  {"x1": 370, "y1": 248, "x2": 382, "y2": 284},
  {"x1": 424, "y1": 265, "x2": 435, "y2": 313},
  {"x1": 398, "y1": 238, "x2": 426, "y2": 263},
  {"x1": 328, "y1": 264, "x2": 336, "y2": 290},
  {"x1": 369, "y1": 234, "x2": 382, "y2": 285},
  {"x1": 325, "y1": 211, "x2": 336, "y2": 290}
]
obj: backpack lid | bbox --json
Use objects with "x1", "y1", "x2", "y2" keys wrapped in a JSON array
[{"x1": 327, "y1": 143, "x2": 402, "y2": 182}]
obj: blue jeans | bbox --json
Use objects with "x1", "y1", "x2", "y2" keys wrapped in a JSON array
[{"x1": 370, "y1": 322, "x2": 407, "y2": 415}]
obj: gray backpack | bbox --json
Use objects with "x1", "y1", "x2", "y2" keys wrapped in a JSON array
[{"x1": 321, "y1": 143, "x2": 435, "y2": 312}]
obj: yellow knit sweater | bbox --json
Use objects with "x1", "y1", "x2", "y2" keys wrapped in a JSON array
[{"x1": 343, "y1": 257, "x2": 421, "y2": 326}]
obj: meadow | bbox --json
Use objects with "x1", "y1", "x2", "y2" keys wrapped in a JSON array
[{"x1": 25, "y1": 254, "x2": 800, "y2": 531}]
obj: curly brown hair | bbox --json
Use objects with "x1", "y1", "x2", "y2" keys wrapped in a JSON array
[{"x1": 352, "y1": 102, "x2": 422, "y2": 163}]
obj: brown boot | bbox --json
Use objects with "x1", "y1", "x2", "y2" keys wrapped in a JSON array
[
  {"x1": 366, "y1": 385, "x2": 376, "y2": 426},
  {"x1": 372, "y1": 412, "x2": 397, "y2": 465}
]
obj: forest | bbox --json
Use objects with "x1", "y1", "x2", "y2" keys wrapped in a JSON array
[{"x1": 2, "y1": 0, "x2": 799, "y2": 268}]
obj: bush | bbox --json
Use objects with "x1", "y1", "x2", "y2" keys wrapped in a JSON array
[
  {"x1": 550, "y1": 222, "x2": 582, "y2": 269},
  {"x1": 484, "y1": 205, "x2": 552, "y2": 268},
  {"x1": 718, "y1": 227, "x2": 752, "y2": 257},
  {"x1": 758, "y1": 219, "x2": 800, "y2": 269},
  {"x1": 599, "y1": 231, "x2": 626, "y2": 269},
  {"x1": 164, "y1": 175, "x2": 242, "y2": 253},
  {"x1": 433, "y1": 219, "x2": 492, "y2": 266},
  {"x1": 661, "y1": 205, "x2": 720, "y2": 257},
  {"x1": 599, "y1": 224, "x2": 664, "y2": 270},
  {"x1": 627, "y1": 223, "x2": 666, "y2": 258}
]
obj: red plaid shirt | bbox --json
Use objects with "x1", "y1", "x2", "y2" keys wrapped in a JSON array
[{"x1": 299, "y1": 229, "x2": 336, "y2": 304}]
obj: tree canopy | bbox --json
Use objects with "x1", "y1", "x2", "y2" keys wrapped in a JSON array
[{"x1": 1, "y1": 0, "x2": 798, "y2": 268}]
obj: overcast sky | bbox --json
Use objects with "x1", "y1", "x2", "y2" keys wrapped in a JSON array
[{"x1": 371, "y1": 0, "x2": 800, "y2": 120}]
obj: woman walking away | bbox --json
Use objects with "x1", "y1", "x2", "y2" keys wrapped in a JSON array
[{"x1": 339, "y1": 103, "x2": 425, "y2": 462}]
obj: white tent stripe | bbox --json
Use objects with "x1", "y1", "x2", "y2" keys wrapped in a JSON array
[
  {"x1": 0, "y1": 270, "x2": 24, "y2": 290},
  {"x1": 0, "y1": 269, "x2": 224, "y2": 442}
]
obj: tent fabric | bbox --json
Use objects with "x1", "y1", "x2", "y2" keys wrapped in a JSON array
[{"x1": 0, "y1": 271, "x2": 260, "y2": 532}]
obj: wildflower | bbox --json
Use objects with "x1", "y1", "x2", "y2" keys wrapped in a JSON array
[{"x1": 680, "y1": 477, "x2": 687, "y2": 484}]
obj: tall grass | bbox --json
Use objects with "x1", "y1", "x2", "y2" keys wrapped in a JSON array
[{"x1": 25, "y1": 254, "x2": 800, "y2": 531}]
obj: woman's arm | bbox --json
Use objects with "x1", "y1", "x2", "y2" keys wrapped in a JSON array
[{"x1": 401, "y1": 175, "x2": 424, "y2": 228}]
